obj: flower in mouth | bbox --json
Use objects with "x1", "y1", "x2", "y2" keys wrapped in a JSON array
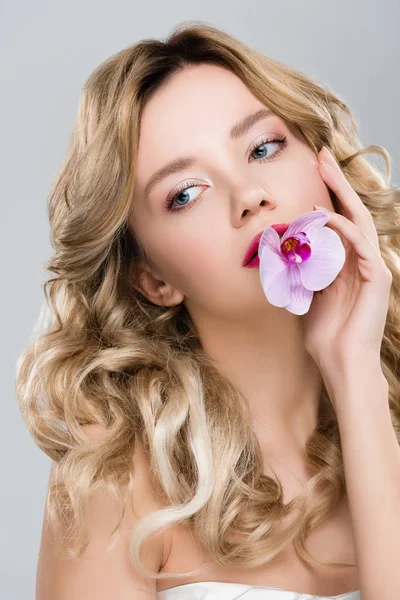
[{"x1": 258, "y1": 209, "x2": 346, "y2": 315}]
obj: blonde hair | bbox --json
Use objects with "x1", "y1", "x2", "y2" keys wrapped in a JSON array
[{"x1": 15, "y1": 20, "x2": 400, "y2": 581}]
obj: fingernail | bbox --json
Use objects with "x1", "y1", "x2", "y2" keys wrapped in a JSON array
[
  {"x1": 322, "y1": 147, "x2": 340, "y2": 170},
  {"x1": 318, "y1": 160, "x2": 333, "y2": 170},
  {"x1": 314, "y1": 204, "x2": 331, "y2": 213},
  {"x1": 322, "y1": 145, "x2": 335, "y2": 158}
]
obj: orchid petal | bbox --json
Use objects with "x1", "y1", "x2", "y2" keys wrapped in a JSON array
[
  {"x1": 284, "y1": 266, "x2": 314, "y2": 315},
  {"x1": 259, "y1": 246, "x2": 290, "y2": 306},
  {"x1": 258, "y1": 227, "x2": 281, "y2": 257},
  {"x1": 258, "y1": 209, "x2": 345, "y2": 315},
  {"x1": 299, "y1": 227, "x2": 346, "y2": 290},
  {"x1": 281, "y1": 210, "x2": 330, "y2": 243}
]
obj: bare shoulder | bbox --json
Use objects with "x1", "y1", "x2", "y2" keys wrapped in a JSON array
[{"x1": 36, "y1": 424, "x2": 169, "y2": 600}]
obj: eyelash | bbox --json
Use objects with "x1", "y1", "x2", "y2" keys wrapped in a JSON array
[{"x1": 164, "y1": 135, "x2": 288, "y2": 213}]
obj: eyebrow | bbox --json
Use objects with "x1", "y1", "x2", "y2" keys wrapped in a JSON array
[{"x1": 143, "y1": 108, "x2": 274, "y2": 198}]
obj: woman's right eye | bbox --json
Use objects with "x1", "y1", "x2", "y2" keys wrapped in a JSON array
[{"x1": 164, "y1": 181, "x2": 206, "y2": 213}]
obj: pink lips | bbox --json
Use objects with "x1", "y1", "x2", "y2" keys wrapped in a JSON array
[
  {"x1": 243, "y1": 223, "x2": 289, "y2": 267},
  {"x1": 270, "y1": 223, "x2": 290, "y2": 236}
]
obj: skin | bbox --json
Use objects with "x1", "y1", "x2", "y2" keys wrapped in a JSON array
[{"x1": 129, "y1": 63, "x2": 335, "y2": 478}]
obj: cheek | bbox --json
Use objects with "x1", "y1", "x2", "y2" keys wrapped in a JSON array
[
  {"x1": 288, "y1": 158, "x2": 334, "y2": 209},
  {"x1": 144, "y1": 228, "x2": 218, "y2": 290}
]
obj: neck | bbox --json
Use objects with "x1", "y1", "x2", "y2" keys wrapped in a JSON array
[{"x1": 189, "y1": 303, "x2": 325, "y2": 458}]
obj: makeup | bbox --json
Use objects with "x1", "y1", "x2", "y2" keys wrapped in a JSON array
[{"x1": 243, "y1": 224, "x2": 289, "y2": 268}]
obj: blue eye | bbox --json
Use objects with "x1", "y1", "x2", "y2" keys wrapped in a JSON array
[
  {"x1": 164, "y1": 134, "x2": 288, "y2": 213},
  {"x1": 247, "y1": 134, "x2": 287, "y2": 163}
]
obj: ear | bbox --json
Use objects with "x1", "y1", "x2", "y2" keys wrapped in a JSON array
[{"x1": 133, "y1": 262, "x2": 184, "y2": 307}]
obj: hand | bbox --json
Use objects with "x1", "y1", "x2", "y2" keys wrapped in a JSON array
[{"x1": 301, "y1": 146, "x2": 392, "y2": 378}]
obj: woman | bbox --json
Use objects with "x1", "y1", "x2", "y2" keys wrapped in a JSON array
[{"x1": 16, "y1": 21, "x2": 400, "y2": 600}]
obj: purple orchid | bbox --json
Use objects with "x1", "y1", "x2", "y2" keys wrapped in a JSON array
[{"x1": 258, "y1": 209, "x2": 346, "y2": 315}]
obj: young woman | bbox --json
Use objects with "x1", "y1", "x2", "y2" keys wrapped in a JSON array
[{"x1": 16, "y1": 21, "x2": 400, "y2": 600}]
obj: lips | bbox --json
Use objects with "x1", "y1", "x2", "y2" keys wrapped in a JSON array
[{"x1": 243, "y1": 223, "x2": 289, "y2": 266}]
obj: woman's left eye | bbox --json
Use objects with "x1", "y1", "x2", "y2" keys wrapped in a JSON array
[
  {"x1": 165, "y1": 134, "x2": 288, "y2": 212},
  {"x1": 248, "y1": 134, "x2": 287, "y2": 163}
]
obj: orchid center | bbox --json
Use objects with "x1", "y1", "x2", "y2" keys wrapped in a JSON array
[{"x1": 280, "y1": 231, "x2": 312, "y2": 264}]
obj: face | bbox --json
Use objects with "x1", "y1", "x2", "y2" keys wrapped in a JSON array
[{"x1": 129, "y1": 64, "x2": 334, "y2": 321}]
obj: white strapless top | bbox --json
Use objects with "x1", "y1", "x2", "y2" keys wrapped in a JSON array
[{"x1": 156, "y1": 581, "x2": 361, "y2": 600}]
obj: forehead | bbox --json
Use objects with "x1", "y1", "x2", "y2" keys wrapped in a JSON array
[{"x1": 136, "y1": 65, "x2": 285, "y2": 169}]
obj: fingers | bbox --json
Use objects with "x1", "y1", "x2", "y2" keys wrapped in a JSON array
[
  {"x1": 314, "y1": 206, "x2": 392, "y2": 283},
  {"x1": 317, "y1": 146, "x2": 380, "y2": 250}
]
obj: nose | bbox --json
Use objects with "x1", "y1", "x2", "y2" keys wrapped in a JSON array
[{"x1": 232, "y1": 186, "x2": 276, "y2": 226}]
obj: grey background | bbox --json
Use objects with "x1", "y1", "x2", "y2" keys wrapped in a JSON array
[{"x1": 2, "y1": 1, "x2": 399, "y2": 598}]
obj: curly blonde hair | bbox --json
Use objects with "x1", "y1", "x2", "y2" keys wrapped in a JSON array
[{"x1": 15, "y1": 20, "x2": 400, "y2": 581}]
